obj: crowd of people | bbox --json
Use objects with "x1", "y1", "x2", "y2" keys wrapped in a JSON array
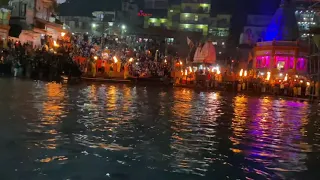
[
  {"x1": 0, "y1": 33, "x2": 176, "y2": 82},
  {"x1": 0, "y1": 38, "x2": 81, "y2": 81},
  {"x1": 71, "y1": 34, "x2": 174, "y2": 80}
]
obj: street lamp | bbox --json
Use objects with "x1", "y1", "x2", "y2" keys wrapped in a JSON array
[
  {"x1": 121, "y1": 25, "x2": 126, "y2": 30},
  {"x1": 92, "y1": 23, "x2": 97, "y2": 28}
]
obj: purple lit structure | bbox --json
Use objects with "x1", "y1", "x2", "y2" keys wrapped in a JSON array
[{"x1": 253, "y1": 0, "x2": 309, "y2": 76}]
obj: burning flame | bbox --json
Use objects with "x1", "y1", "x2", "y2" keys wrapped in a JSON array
[
  {"x1": 53, "y1": 41, "x2": 59, "y2": 47},
  {"x1": 284, "y1": 74, "x2": 288, "y2": 81},
  {"x1": 113, "y1": 56, "x2": 118, "y2": 63},
  {"x1": 239, "y1": 69, "x2": 243, "y2": 77},
  {"x1": 266, "y1": 71, "x2": 271, "y2": 81}
]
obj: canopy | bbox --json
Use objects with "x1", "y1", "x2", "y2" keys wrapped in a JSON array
[{"x1": 193, "y1": 41, "x2": 216, "y2": 64}]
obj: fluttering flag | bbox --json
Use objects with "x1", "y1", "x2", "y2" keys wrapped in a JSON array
[
  {"x1": 248, "y1": 51, "x2": 253, "y2": 63},
  {"x1": 187, "y1": 37, "x2": 194, "y2": 48}
]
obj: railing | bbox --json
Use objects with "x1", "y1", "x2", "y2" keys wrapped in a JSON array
[
  {"x1": 181, "y1": 7, "x2": 210, "y2": 14},
  {"x1": 180, "y1": 19, "x2": 208, "y2": 24},
  {"x1": 256, "y1": 41, "x2": 274, "y2": 47},
  {"x1": 256, "y1": 40, "x2": 308, "y2": 48}
]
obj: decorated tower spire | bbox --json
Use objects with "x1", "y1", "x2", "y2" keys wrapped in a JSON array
[
  {"x1": 264, "y1": 0, "x2": 299, "y2": 41},
  {"x1": 280, "y1": 0, "x2": 295, "y2": 7}
]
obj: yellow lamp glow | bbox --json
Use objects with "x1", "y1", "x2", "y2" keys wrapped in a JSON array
[
  {"x1": 284, "y1": 74, "x2": 288, "y2": 81},
  {"x1": 61, "y1": 32, "x2": 66, "y2": 37},
  {"x1": 113, "y1": 56, "x2": 118, "y2": 63},
  {"x1": 164, "y1": 59, "x2": 167, "y2": 63},
  {"x1": 200, "y1": 4, "x2": 209, "y2": 8},
  {"x1": 94, "y1": 56, "x2": 98, "y2": 60},
  {"x1": 266, "y1": 71, "x2": 271, "y2": 81},
  {"x1": 239, "y1": 69, "x2": 243, "y2": 77},
  {"x1": 53, "y1": 40, "x2": 59, "y2": 47},
  {"x1": 129, "y1": 58, "x2": 133, "y2": 62},
  {"x1": 244, "y1": 70, "x2": 247, "y2": 77},
  {"x1": 179, "y1": 61, "x2": 183, "y2": 65},
  {"x1": 307, "y1": 82, "x2": 310, "y2": 86}
]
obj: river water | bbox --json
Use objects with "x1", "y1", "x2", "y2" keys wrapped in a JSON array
[{"x1": 0, "y1": 78, "x2": 320, "y2": 180}]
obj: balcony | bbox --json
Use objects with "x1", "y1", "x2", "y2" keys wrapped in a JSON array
[
  {"x1": 181, "y1": 7, "x2": 210, "y2": 14},
  {"x1": 180, "y1": 19, "x2": 208, "y2": 24}
]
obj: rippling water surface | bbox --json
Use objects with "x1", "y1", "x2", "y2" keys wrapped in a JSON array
[{"x1": 0, "y1": 78, "x2": 320, "y2": 180}]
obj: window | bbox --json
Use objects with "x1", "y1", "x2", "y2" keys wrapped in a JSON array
[
  {"x1": 256, "y1": 56, "x2": 270, "y2": 68},
  {"x1": 195, "y1": 15, "x2": 198, "y2": 21},
  {"x1": 297, "y1": 58, "x2": 306, "y2": 70},
  {"x1": 288, "y1": 57, "x2": 294, "y2": 69},
  {"x1": 20, "y1": 3, "x2": 27, "y2": 17},
  {"x1": 75, "y1": 21, "x2": 79, "y2": 28},
  {"x1": 275, "y1": 56, "x2": 287, "y2": 69},
  {"x1": 277, "y1": 61, "x2": 285, "y2": 70}
]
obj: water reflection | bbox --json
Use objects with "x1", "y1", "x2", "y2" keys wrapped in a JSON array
[
  {"x1": 170, "y1": 91, "x2": 221, "y2": 176},
  {"x1": 28, "y1": 82, "x2": 68, "y2": 150},
  {"x1": 232, "y1": 96, "x2": 312, "y2": 179},
  {"x1": 1, "y1": 79, "x2": 320, "y2": 179}
]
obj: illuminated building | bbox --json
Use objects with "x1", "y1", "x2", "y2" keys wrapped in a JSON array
[
  {"x1": 9, "y1": 0, "x2": 66, "y2": 46},
  {"x1": 295, "y1": 0, "x2": 320, "y2": 39},
  {"x1": 208, "y1": 14, "x2": 231, "y2": 58},
  {"x1": 295, "y1": 10, "x2": 317, "y2": 38},
  {"x1": 144, "y1": 0, "x2": 211, "y2": 35},
  {"x1": 253, "y1": 0, "x2": 309, "y2": 76}
]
